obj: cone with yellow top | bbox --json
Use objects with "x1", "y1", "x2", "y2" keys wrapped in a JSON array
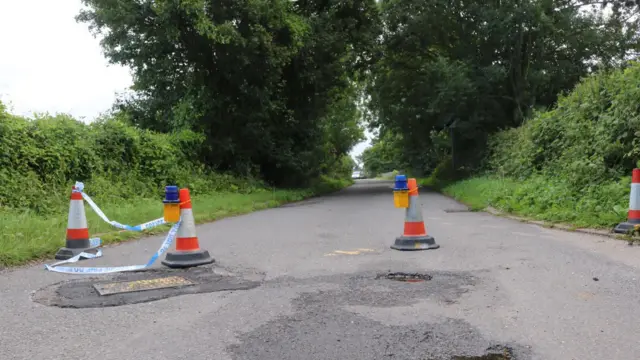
[
  {"x1": 391, "y1": 178, "x2": 439, "y2": 251},
  {"x1": 161, "y1": 188, "x2": 215, "y2": 268}
]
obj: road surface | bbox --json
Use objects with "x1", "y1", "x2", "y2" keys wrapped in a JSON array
[{"x1": 1, "y1": 179, "x2": 640, "y2": 359}]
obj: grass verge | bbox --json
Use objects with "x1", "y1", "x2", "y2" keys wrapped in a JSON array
[
  {"x1": 0, "y1": 177, "x2": 352, "y2": 268},
  {"x1": 419, "y1": 175, "x2": 629, "y2": 230}
]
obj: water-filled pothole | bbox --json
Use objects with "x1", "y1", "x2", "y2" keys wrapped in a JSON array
[
  {"x1": 453, "y1": 355, "x2": 510, "y2": 360},
  {"x1": 452, "y1": 346, "x2": 514, "y2": 360},
  {"x1": 375, "y1": 272, "x2": 432, "y2": 282}
]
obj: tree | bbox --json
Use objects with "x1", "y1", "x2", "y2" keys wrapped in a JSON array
[
  {"x1": 358, "y1": 130, "x2": 406, "y2": 177},
  {"x1": 78, "y1": 0, "x2": 381, "y2": 186},
  {"x1": 366, "y1": 0, "x2": 640, "y2": 174}
]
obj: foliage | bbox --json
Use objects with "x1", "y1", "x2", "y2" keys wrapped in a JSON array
[
  {"x1": 0, "y1": 182, "x2": 346, "y2": 267},
  {"x1": 441, "y1": 175, "x2": 629, "y2": 229},
  {"x1": 0, "y1": 101, "x2": 356, "y2": 266},
  {"x1": 488, "y1": 62, "x2": 640, "y2": 188},
  {"x1": 77, "y1": 0, "x2": 381, "y2": 186},
  {"x1": 431, "y1": 62, "x2": 640, "y2": 229},
  {"x1": 358, "y1": 130, "x2": 406, "y2": 177},
  {"x1": 0, "y1": 104, "x2": 263, "y2": 215},
  {"x1": 365, "y1": 0, "x2": 640, "y2": 175}
]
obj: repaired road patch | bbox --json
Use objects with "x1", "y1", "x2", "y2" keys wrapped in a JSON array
[
  {"x1": 229, "y1": 270, "x2": 533, "y2": 360},
  {"x1": 324, "y1": 248, "x2": 379, "y2": 256},
  {"x1": 32, "y1": 264, "x2": 262, "y2": 308}
]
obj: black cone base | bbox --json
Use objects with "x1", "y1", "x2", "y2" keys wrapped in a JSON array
[
  {"x1": 613, "y1": 221, "x2": 640, "y2": 234},
  {"x1": 161, "y1": 249, "x2": 215, "y2": 268},
  {"x1": 391, "y1": 235, "x2": 439, "y2": 251},
  {"x1": 54, "y1": 247, "x2": 99, "y2": 260}
]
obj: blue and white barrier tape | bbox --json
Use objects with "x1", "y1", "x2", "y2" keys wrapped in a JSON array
[
  {"x1": 73, "y1": 181, "x2": 167, "y2": 232},
  {"x1": 44, "y1": 220, "x2": 181, "y2": 274}
]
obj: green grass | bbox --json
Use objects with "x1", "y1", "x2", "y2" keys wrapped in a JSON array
[
  {"x1": 421, "y1": 175, "x2": 630, "y2": 230},
  {"x1": 0, "y1": 177, "x2": 352, "y2": 267}
]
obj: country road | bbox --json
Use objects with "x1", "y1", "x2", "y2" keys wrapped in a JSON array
[{"x1": 1, "y1": 179, "x2": 640, "y2": 360}]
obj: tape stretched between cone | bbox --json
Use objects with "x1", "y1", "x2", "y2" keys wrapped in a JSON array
[
  {"x1": 45, "y1": 181, "x2": 182, "y2": 274},
  {"x1": 44, "y1": 220, "x2": 181, "y2": 274}
]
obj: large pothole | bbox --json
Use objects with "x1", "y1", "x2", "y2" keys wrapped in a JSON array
[
  {"x1": 452, "y1": 345, "x2": 515, "y2": 359},
  {"x1": 32, "y1": 264, "x2": 263, "y2": 308},
  {"x1": 376, "y1": 271, "x2": 433, "y2": 282}
]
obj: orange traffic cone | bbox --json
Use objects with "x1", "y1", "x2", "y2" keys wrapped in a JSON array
[
  {"x1": 55, "y1": 185, "x2": 98, "y2": 260},
  {"x1": 614, "y1": 168, "x2": 640, "y2": 233},
  {"x1": 391, "y1": 178, "x2": 439, "y2": 251},
  {"x1": 161, "y1": 188, "x2": 215, "y2": 268}
]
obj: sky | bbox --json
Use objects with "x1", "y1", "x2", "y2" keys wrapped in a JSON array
[
  {"x1": 0, "y1": 0, "x2": 371, "y2": 157},
  {"x1": 0, "y1": 0, "x2": 132, "y2": 121}
]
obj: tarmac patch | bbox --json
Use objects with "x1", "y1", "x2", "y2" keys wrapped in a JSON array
[
  {"x1": 229, "y1": 270, "x2": 533, "y2": 360},
  {"x1": 376, "y1": 271, "x2": 432, "y2": 282},
  {"x1": 32, "y1": 265, "x2": 263, "y2": 308},
  {"x1": 324, "y1": 248, "x2": 379, "y2": 256},
  {"x1": 451, "y1": 345, "x2": 516, "y2": 359}
]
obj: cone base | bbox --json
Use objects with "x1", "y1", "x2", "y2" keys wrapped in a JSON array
[
  {"x1": 613, "y1": 221, "x2": 640, "y2": 234},
  {"x1": 161, "y1": 250, "x2": 215, "y2": 269},
  {"x1": 391, "y1": 235, "x2": 439, "y2": 251},
  {"x1": 54, "y1": 246, "x2": 99, "y2": 260}
]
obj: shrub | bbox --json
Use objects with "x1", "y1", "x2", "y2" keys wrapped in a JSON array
[
  {"x1": 0, "y1": 106, "x2": 251, "y2": 214},
  {"x1": 453, "y1": 62, "x2": 640, "y2": 228},
  {"x1": 487, "y1": 62, "x2": 640, "y2": 190}
]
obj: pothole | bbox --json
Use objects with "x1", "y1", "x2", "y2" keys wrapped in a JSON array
[
  {"x1": 375, "y1": 272, "x2": 432, "y2": 282},
  {"x1": 452, "y1": 346, "x2": 515, "y2": 360}
]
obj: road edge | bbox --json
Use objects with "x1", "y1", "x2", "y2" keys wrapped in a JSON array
[
  {"x1": 423, "y1": 184, "x2": 639, "y2": 245},
  {"x1": 0, "y1": 181, "x2": 355, "y2": 273}
]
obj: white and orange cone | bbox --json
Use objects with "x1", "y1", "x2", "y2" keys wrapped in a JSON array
[
  {"x1": 55, "y1": 185, "x2": 98, "y2": 260},
  {"x1": 161, "y1": 188, "x2": 215, "y2": 268},
  {"x1": 391, "y1": 178, "x2": 439, "y2": 251},
  {"x1": 614, "y1": 168, "x2": 640, "y2": 233}
]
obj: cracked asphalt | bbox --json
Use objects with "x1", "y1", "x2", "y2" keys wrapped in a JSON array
[{"x1": 2, "y1": 179, "x2": 640, "y2": 359}]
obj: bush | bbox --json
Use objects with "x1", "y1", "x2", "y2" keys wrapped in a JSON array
[
  {"x1": 443, "y1": 175, "x2": 629, "y2": 228},
  {"x1": 0, "y1": 106, "x2": 261, "y2": 214},
  {"x1": 488, "y1": 62, "x2": 640, "y2": 187},
  {"x1": 419, "y1": 155, "x2": 470, "y2": 189},
  {"x1": 447, "y1": 62, "x2": 640, "y2": 228}
]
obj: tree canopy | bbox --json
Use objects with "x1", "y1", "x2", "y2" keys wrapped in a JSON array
[
  {"x1": 364, "y1": 0, "x2": 640, "y2": 175},
  {"x1": 76, "y1": 0, "x2": 640, "y2": 182},
  {"x1": 78, "y1": 0, "x2": 381, "y2": 186}
]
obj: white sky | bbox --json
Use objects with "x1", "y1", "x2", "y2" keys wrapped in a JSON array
[
  {"x1": 0, "y1": 0, "x2": 370, "y2": 155},
  {"x1": 0, "y1": 0, "x2": 132, "y2": 121}
]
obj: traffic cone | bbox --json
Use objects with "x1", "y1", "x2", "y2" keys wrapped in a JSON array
[
  {"x1": 55, "y1": 185, "x2": 98, "y2": 260},
  {"x1": 162, "y1": 188, "x2": 215, "y2": 268},
  {"x1": 614, "y1": 168, "x2": 640, "y2": 234},
  {"x1": 391, "y1": 178, "x2": 440, "y2": 251}
]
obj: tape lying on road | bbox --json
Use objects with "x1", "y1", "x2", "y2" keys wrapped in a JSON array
[
  {"x1": 44, "y1": 221, "x2": 181, "y2": 274},
  {"x1": 74, "y1": 181, "x2": 167, "y2": 232}
]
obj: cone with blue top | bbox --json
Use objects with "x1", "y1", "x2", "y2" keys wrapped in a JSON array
[
  {"x1": 55, "y1": 185, "x2": 99, "y2": 260},
  {"x1": 393, "y1": 175, "x2": 410, "y2": 208},
  {"x1": 391, "y1": 177, "x2": 439, "y2": 251},
  {"x1": 161, "y1": 188, "x2": 215, "y2": 268}
]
